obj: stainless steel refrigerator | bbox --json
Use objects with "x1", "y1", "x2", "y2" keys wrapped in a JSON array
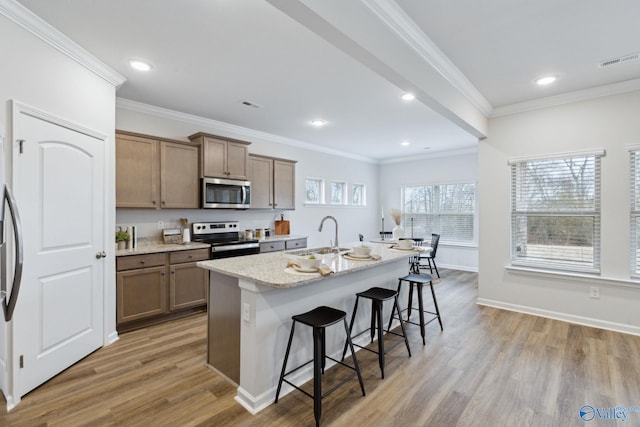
[{"x1": 1, "y1": 134, "x2": 23, "y2": 322}]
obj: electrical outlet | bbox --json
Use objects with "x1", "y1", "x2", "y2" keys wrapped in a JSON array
[
  {"x1": 589, "y1": 286, "x2": 600, "y2": 299},
  {"x1": 243, "y1": 303, "x2": 250, "y2": 322},
  {"x1": 157, "y1": 221, "x2": 164, "y2": 230}
]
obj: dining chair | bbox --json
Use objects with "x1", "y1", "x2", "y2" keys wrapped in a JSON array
[{"x1": 419, "y1": 233, "x2": 440, "y2": 278}]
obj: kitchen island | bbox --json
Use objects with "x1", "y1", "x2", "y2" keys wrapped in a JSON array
[{"x1": 197, "y1": 242, "x2": 420, "y2": 414}]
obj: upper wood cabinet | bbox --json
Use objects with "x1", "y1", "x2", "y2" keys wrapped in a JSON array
[
  {"x1": 116, "y1": 131, "x2": 199, "y2": 209},
  {"x1": 249, "y1": 154, "x2": 296, "y2": 210},
  {"x1": 188, "y1": 132, "x2": 250, "y2": 180}
]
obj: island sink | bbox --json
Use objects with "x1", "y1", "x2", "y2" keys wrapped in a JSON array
[{"x1": 287, "y1": 246, "x2": 350, "y2": 256}]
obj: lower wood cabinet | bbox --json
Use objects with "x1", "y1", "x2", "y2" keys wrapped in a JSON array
[
  {"x1": 116, "y1": 248, "x2": 210, "y2": 331},
  {"x1": 170, "y1": 262, "x2": 207, "y2": 311},
  {"x1": 117, "y1": 266, "x2": 167, "y2": 324}
]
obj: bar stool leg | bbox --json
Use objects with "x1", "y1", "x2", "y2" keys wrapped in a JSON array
[
  {"x1": 342, "y1": 318, "x2": 366, "y2": 396},
  {"x1": 312, "y1": 326, "x2": 322, "y2": 427},
  {"x1": 416, "y1": 283, "x2": 426, "y2": 345},
  {"x1": 275, "y1": 321, "x2": 296, "y2": 403},
  {"x1": 394, "y1": 295, "x2": 411, "y2": 357},
  {"x1": 320, "y1": 327, "x2": 326, "y2": 374},
  {"x1": 388, "y1": 281, "x2": 403, "y2": 331},
  {"x1": 373, "y1": 300, "x2": 385, "y2": 379},
  {"x1": 342, "y1": 296, "x2": 360, "y2": 361},
  {"x1": 430, "y1": 282, "x2": 443, "y2": 331},
  {"x1": 407, "y1": 282, "x2": 414, "y2": 318}
]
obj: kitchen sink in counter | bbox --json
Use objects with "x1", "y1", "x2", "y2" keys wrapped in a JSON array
[{"x1": 197, "y1": 241, "x2": 420, "y2": 414}]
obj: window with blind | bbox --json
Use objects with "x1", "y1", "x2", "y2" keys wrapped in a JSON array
[
  {"x1": 630, "y1": 149, "x2": 640, "y2": 277},
  {"x1": 401, "y1": 183, "x2": 476, "y2": 244},
  {"x1": 510, "y1": 151, "x2": 603, "y2": 273}
]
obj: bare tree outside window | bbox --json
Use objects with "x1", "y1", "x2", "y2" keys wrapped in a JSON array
[
  {"x1": 511, "y1": 154, "x2": 602, "y2": 272},
  {"x1": 305, "y1": 178, "x2": 323, "y2": 204},
  {"x1": 402, "y1": 183, "x2": 475, "y2": 243}
]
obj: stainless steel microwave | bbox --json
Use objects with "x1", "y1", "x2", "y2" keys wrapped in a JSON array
[{"x1": 202, "y1": 177, "x2": 251, "y2": 209}]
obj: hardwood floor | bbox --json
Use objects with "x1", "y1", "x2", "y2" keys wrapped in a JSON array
[{"x1": 2, "y1": 269, "x2": 640, "y2": 426}]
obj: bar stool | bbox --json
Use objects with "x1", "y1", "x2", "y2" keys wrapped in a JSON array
[
  {"x1": 342, "y1": 287, "x2": 411, "y2": 379},
  {"x1": 391, "y1": 259, "x2": 443, "y2": 345},
  {"x1": 275, "y1": 305, "x2": 366, "y2": 427}
]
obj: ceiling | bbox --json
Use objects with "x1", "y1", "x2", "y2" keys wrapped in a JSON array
[{"x1": 16, "y1": 0, "x2": 640, "y2": 162}]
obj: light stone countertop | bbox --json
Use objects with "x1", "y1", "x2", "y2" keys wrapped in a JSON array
[
  {"x1": 197, "y1": 241, "x2": 422, "y2": 289},
  {"x1": 258, "y1": 234, "x2": 307, "y2": 243},
  {"x1": 116, "y1": 241, "x2": 210, "y2": 257}
]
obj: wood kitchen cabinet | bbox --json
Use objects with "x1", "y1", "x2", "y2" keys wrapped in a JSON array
[
  {"x1": 169, "y1": 249, "x2": 208, "y2": 311},
  {"x1": 116, "y1": 131, "x2": 199, "y2": 209},
  {"x1": 116, "y1": 248, "x2": 209, "y2": 332},
  {"x1": 188, "y1": 132, "x2": 250, "y2": 180},
  {"x1": 249, "y1": 154, "x2": 296, "y2": 210},
  {"x1": 116, "y1": 253, "x2": 168, "y2": 325}
]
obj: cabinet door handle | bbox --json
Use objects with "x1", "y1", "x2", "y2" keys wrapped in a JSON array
[
  {"x1": 152, "y1": 200, "x2": 156, "y2": 205},
  {"x1": 140, "y1": 260, "x2": 145, "y2": 264}
]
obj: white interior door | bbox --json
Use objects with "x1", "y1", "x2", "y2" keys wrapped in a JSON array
[{"x1": 12, "y1": 105, "x2": 105, "y2": 398}]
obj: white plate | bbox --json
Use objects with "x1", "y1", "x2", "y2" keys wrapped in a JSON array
[
  {"x1": 391, "y1": 246, "x2": 416, "y2": 251},
  {"x1": 292, "y1": 265, "x2": 318, "y2": 273},
  {"x1": 346, "y1": 252, "x2": 371, "y2": 259},
  {"x1": 343, "y1": 253, "x2": 374, "y2": 261}
]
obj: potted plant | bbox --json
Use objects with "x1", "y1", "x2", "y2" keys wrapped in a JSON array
[{"x1": 115, "y1": 230, "x2": 130, "y2": 250}]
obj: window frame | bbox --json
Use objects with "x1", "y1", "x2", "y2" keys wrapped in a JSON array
[
  {"x1": 630, "y1": 147, "x2": 640, "y2": 278},
  {"x1": 351, "y1": 183, "x2": 366, "y2": 206},
  {"x1": 400, "y1": 181, "x2": 477, "y2": 245},
  {"x1": 329, "y1": 181, "x2": 347, "y2": 205},
  {"x1": 509, "y1": 150, "x2": 604, "y2": 274},
  {"x1": 305, "y1": 177, "x2": 325, "y2": 205}
]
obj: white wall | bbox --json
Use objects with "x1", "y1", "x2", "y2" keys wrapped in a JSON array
[
  {"x1": 115, "y1": 106, "x2": 380, "y2": 248},
  {"x1": 479, "y1": 90, "x2": 640, "y2": 335},
  {"x1": 378, "y1": 151, "x2": 479, "y2": 271},
  {"x1": 0, "y1": 12, "x2": 117, "y2": 399}
]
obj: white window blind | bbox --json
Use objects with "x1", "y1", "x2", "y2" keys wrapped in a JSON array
[
  {"x1": 511, "y1": 153, "x2": 602, "y2": 273},
  {"x1": 401, "y1": 183, "x2": 476, "y2": 244},
  {"x1": 630, "y1": 149, "x2": 640, "y2": 277}
]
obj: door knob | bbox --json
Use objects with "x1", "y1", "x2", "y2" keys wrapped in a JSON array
[{"x1": 95, "y1": 251, "x2": 107, "y2": 259}]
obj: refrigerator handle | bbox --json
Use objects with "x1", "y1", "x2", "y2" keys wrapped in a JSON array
[{"x1": 3, "y1": 186, "x2": 23, "y2": 322}]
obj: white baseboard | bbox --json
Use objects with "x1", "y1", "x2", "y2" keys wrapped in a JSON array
[
  {"x1": 105, "y1": 330, "x2": 119, "y2": 346},
  {"x1": 476, "y1": 298, "x2": 640, "y2": 336},
  {"x1": 439, "y1": 263, "x2": 478, "y2": 273}
]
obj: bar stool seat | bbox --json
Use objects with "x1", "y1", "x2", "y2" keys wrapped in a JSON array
[
  {"x1": 342, "y1": 287, "x2": 411, "y2": 379},
  {"x1": 275, "y1": 305, "x2": 365, "y2": 427},
  {"x1": 391, "y1": 270, "x2": 443, "y2": 345}
]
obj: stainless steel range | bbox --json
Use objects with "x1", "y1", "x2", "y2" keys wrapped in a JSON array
[{"x1": 192, "y1": 221, "x2": 260, "y2": 259}]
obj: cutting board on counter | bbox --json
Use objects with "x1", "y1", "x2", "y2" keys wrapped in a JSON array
[{"x1": 275, "y1": 217, "x2": 290, "y2": 235}]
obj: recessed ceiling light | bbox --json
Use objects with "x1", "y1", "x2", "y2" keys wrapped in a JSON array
[
  {"x1": 310, "y1": 119, "x2": 326, "y2": 127},
  {"x1": 535, "y1": 76, "x2": 556, "y2": 86},
  {"x1": 401, "y1": 93, "x2": 415, "y2": 101},
  {"x1": 129, "y1": 59, "x2": 152, "y2": 72},
  {"x1": 401, "y1": 141, "x2": 410, "y2": 146}
]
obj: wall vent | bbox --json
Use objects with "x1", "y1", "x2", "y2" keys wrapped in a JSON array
[{"x1": 599, "y1": 52, "x2": 640, "y2": 68}]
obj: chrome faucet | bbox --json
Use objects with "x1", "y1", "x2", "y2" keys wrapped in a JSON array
[{"x1": 318, "y1": 216, "x2": 338, "y2": 250}]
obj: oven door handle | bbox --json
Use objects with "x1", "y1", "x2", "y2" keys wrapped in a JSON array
[{"x1": 212, "y1": 242, "x2": 260, "y2": 252}]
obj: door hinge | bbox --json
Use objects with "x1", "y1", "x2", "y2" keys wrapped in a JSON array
[
  {"x1": 18, "y1": 139, "x2": 24, "y2": 154},
  {"x1": 19, "y1": 355, "x2": 24, "y2": 368}
]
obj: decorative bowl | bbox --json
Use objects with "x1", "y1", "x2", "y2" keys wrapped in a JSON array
[
  {"x1": 297, "y1": 255, "x2": 322, "y2": 269},
  {"x1": 352, "y1": 245, "x2": 372, "y2": 257},
  {"x1": 397, "y1": 239, "x2": 414, "y2": 249}
]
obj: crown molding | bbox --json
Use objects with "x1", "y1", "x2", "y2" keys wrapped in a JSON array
[
  {"x1": 361, "y1": 0, "x2": 493, "y2": 117},
  {"x1": 379, "y1": 146, "x2": 478, "y2": 165},
  {"x1": 116, "y1": 98, "x2": 378, "y2": 163},
  {"x1": 491, "y1": 78, "x2": 640, "y2": 118},
  {"x1": 0, "y1": 0, "x2": 126, "y2": 88}
]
